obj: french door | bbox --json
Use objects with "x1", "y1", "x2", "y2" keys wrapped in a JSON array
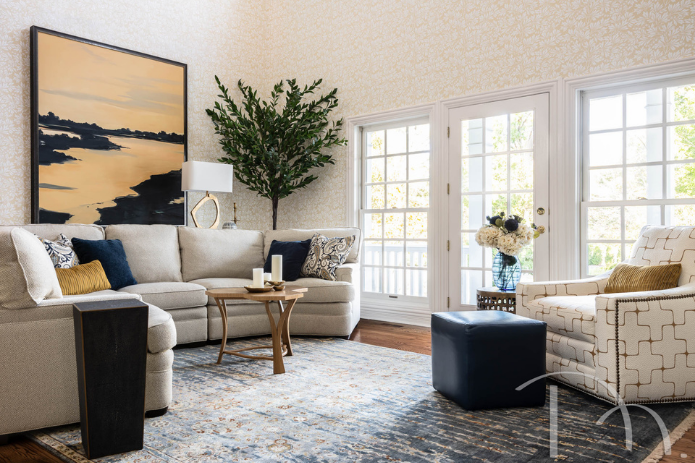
[{"x1": 448, "y1": 94, "x2": 550, "y2": 308}]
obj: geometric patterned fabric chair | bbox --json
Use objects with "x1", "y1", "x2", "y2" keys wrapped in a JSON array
[{"x1": 517, "y1": 225, "x2": 695, "y2": 404}]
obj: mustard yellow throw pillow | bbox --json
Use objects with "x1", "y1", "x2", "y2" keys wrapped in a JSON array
[
  {"x1": 55, "y1": 260, "x2": 111, "y2": 296},
  {"x1": 604, "y1": 263, "x2": 681, "y2": 294}
]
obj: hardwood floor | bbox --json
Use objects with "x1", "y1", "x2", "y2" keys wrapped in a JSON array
[{"x1": 2, "y1": 318, "x2": 694, "y2": 461}]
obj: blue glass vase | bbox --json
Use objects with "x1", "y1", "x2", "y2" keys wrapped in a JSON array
[{"x1": 492, "y1": 251, "x2": 521, "y2": 291}]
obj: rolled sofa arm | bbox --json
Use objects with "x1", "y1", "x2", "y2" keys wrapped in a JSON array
[
  {"x1": 335, "y1": 263, "x2": 359, "y2": 284},
  {"x1": 516, "y1": 274, "x2": 611, "y2": 315},
  {"x1": 593, "y1": 283, "x2": 695, "y2": 403}
]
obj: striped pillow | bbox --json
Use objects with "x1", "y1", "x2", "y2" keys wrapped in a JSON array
[
  {"x1": 604, "y1": 263, "x2": 681, "y2": 294},
  {"x1": 55, "y1": 260, "x2": 111, "y2": 296}
]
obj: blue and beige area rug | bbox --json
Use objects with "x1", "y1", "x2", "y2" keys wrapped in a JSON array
[{"x1": 31, "y1": 338, "x2": 695, "y2": 462}]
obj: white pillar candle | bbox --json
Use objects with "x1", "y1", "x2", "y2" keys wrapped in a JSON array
[
  {"x1": 271, "y1": 255, "x2": 283, "y2": 282},
  {"x1": 253, "y1": 268, "x2": 263, "y2": 288},
  {"x1": 263, "y1": 273, "x2": 272, "y2": 282}
]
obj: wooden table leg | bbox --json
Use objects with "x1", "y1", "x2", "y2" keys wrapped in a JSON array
[
  {"x1": 278, "y1": 299, "x2": 295, "y2": 357},
  {"x1": 264, "y1": 301, "x2": 285, "y2": 374},
  {"x1": 215, "y1": 298, "x2": 229, "y2": 364}
]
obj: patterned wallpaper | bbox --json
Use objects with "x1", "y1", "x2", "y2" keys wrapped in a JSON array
[
  {"x1": 2, "y1": 0, "x2": 694, "y2": 230},
  {"x1": 0, "y1": 0, "x2": 272, "y2": 229}
]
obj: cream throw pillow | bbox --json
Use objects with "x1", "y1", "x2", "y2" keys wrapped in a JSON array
[{"x1": 0, "y1": 228, "x2": 62, "y2": 309}]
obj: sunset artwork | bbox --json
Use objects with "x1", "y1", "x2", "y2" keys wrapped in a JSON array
[{"x1": 31, "y1": 28, "x2": 186, "y2": 225}]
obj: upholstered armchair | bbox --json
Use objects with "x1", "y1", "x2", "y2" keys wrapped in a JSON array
[{"x1": 517, "y1": 225, "x2": 695, "y2": 405}]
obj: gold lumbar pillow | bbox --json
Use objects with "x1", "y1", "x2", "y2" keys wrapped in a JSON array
[
  {"x1": 604, "y1": 263, "x2": 681, "y2": 294},
  {"x1": 55, "y1": 260, "x2": 111, "y2": 296}
]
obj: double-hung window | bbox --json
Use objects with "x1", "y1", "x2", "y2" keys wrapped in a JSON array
[
  {"x1": 581, "y1": 78, "x2": 695, "y2": 276},
  {"x1": 360, "y1": 118, "x2": 430, "y2": 303}
]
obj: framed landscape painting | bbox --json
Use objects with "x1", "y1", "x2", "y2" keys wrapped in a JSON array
[{"x1": 30, "y1": 26, "x2": 187, "y2": 225}]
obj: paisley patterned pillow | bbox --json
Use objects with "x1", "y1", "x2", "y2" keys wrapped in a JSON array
[
  {"x1": 300, "y1": 234, "x2": 355, "y2": 281},
  {"x1": 39, "y1": 233, "x2": 80, "y2": 269}
]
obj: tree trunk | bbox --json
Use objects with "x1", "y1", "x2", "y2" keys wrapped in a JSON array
[{"x1": 271, "y1": 196, "x2": 279, "y2": 230}]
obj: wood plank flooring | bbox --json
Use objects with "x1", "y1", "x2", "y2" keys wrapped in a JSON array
[{"x1": 1, "y1": 318, "x2": 693, "y2": 461}]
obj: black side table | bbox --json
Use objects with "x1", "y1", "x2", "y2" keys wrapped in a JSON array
[
  {"x1": 476, "y1": 287, "x2": 516, "y2": 313},
  {"x1": 73, "y1": 299, "x2": 149, "y2": 459}
]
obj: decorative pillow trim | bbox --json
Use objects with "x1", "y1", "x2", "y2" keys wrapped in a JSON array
[{"x1": 300, "y1": 234, "x2": 355, "y2": 281}]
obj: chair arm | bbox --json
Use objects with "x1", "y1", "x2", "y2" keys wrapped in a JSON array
[
  {"x1": 594, "y1": 283, "x2": 695, "y2": 402},
  {"x1": 335, "y1": 263, "x2": 359, "y2": 284},
  {"x1": 517, "y1": 274, "x2": 610, "y2": 304}
]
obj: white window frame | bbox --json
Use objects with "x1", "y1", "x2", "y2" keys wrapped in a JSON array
[
  {"x1": 564, "y1": 58, "x2": 695, "y2": 279},
  {"x1": 346, "y1": 104, "x2": 441, "y2": 326}
]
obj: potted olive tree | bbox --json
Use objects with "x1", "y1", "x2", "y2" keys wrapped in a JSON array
[{"x1": 206, "y1": 77, "x2": 346, "y2": 229}]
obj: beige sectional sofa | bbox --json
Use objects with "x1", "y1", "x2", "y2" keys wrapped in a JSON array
[{"x1": 0, "y1": 223, "x2": 360, "y2": 436}]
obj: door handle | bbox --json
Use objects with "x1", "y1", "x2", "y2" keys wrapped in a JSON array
[{"x1": 537, "y1": 207, "x2": 545, "y2": 215}]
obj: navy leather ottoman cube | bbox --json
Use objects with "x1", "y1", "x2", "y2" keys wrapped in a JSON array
[{"x1": 431, "y1": 310, "x2": 546, "y2": 410}]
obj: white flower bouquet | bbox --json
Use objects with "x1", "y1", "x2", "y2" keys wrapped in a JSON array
[{"x1": 475, "y1": 212, "x2": 540, "y2": 258}]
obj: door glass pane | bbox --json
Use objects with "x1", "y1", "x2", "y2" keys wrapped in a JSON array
[
  {"x1": 462, "y1": 157, "x2": 483, "y2": 192},
  {"x1": 485, "y1": 115, "x2": 507, "y2": 153},
  {"x1": 486, "y1": 194, "x2": 507, "y2": 217},
  {"x1": 510, "y1": 153, "x2": 533, "y2": 190},
  {"x1": 590, "y1": 95, "x2": 622, "y2": 130},
  {"x1": 461, "y1": 270, "x2": 483, "y2": 305},
  {"x1": 511, "y1": 111, "x2": 533, "y2": 150},
  {"x1": 384, "y1": 268, "x2": 404, "y2": 295},
  {"x1": 462, "y1": 195, "x2": 483, "y2": 230},
  {"x1": 461, "y1": 233, "x2": 483, "y2": 268},
  {"x1": 668, "y1": 163, "x2": 695, "y2": 198},
  {"x1": 462, "y1": 119, "x2": 483, "y2": 155},
  {"x1": 510, "y1": 193, "x2": 533, "y2": 224},
  {"x1": 486, "y1": 155, "x2": 507, "y2": 191},
  {"x1": 406, "y1": 212, "x2": 427, "y2": 239}
]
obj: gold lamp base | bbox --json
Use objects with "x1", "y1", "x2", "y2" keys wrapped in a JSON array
[{"x1": 190, "y1": 191, "x2": 220, "y2": 229}]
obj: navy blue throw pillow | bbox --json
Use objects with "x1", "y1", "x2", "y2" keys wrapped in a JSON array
[
  {"x1": 71, "y1": 238, "x2": 137, "y2": 290},
  {"x1": 263, "y1": 239, "x2": 312, "y2": 282}
]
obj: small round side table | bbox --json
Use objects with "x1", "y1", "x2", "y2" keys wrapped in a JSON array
[{"x1": 476, "y1": 287, "x2": 516, "y2": 314}]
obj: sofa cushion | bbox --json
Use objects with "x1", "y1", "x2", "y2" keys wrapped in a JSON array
[
  {"x1": 0, "y1": 228, "x2": 62, "y2": 309},
  {"x1": 264, "y1": 228, "x2": 362, "y2": 264},
  {"x1": 178, "y1": 228, "x2": 264, "y2": 281},
  {"x1": 105, "y1": 225, "x2": 183, "y2": 283},
  {"x1": 71, "y1": 238, "x2": 137, "y2": 290},
  {"x1": 146, "y1": 304, "x2": 177, "y2": 353},
  {"x1": 525, "y1": 295, "x2": 597, "y2": 343},
  {"x1": 0, "y1": 224, "x2": 105, "y2": 241},
  {"x1": 119, "y1": 282, "x2": 207, "y2": 310},
  {"x1": 191, "y1": 277, "x2": 354, "y2": 305}
]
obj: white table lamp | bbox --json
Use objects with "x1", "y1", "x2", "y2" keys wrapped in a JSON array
[{"x1": 182, "y1": 161, "x2": 234, "y2": 228}]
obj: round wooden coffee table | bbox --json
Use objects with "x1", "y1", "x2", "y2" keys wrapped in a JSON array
[{"x1": 206, "y1": 286, "x2": 308, "y2": 374}]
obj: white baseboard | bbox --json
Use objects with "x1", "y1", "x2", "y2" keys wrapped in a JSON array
[{"x1": 360, "y1": 304, "x2": 431, "y2": 327}]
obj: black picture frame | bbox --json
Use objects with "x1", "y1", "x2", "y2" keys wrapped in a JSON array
[{"x1": 30, "y1": 26, "x2": 188, "y2": 225}]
